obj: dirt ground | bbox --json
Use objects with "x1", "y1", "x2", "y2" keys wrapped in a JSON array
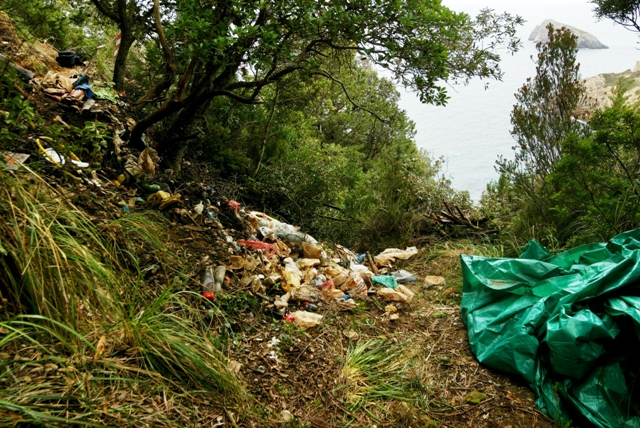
[
  {"x1": 0, "y1": 14, "x2": 558, "y2": 424},
  {"x1": 146, "y1": 189, "x2": 558, "y2": 428}
]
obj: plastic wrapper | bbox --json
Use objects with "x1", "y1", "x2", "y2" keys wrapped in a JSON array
[
  {"x1": 250, "y1": 211, "x2": 318, "y2": 245},
  {"x1": 392, "y1": 269, "x2": 418, "y2": 283},
  {"x1": 291, "y1": 310, "x2": 323, "y2": 328},
  {"x1": 374, "y1": 246, "x2": 418, "y2": 265}
]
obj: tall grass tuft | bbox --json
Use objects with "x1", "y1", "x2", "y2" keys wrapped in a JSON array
[
  {"x1": 337, "y1": 338, "x2": 426, "y2": 414},
  {"x1": 0, "y1": 170, "x2": 119, "y2": 328},
  {"x1": 125, "y1": 289, "x2": 250, "y2": 404},
  {"x1": 0, "y1": 168, "x2": 249, "y2": 424}
]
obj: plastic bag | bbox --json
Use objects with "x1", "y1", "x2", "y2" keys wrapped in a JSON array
[
  {"x1": 377, "y1": 284, "x2": 414, "y2": 302},
  {"x1": 281, "y1": 257, "x2": 302, "y2": 292},
  {"x1": 372, "y1": 275, "x2": 398, "y2": 289},
  {"x1": 461, "y1": 229, "x2": 640, "y2": 427},
  {"x1": 291, "y1": 310, "x2": 323, "y2": 328},
  {"x1": 250, "y1": 211, "x2": 318, "y2": 245},
  {"x1": 392, "y1": 269, "x2": 418, "y2": 283},
  {"x1": 374, "y1": 247, "x2": 418, "y2": 265}
]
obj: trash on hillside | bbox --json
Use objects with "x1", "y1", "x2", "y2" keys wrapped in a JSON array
[
  {"x1": 290, "y1": 284, "x2": 321, "y2": 303},
  {"x1": 249, "y1": 211, "x2": 318, "y2": 246},
  {"x1": 374, "y1": 246, "x2": 419, "y2": 265},
  {"x1": 291, "y1": 310, "x2": 323, "y2": 328},
  {"x1": 166, "y1": 192, "x2": 429, "y2": 320},
  {"x1": 202, "y1": 265, "x2": 226, "y2": 299},
  {"x1": 392, "y1": 269, "x2": 418, "y2": 283},
  {"x1": 138, "y1": 148, "x2": 159, "y2": 176},
  {"x1": 274, "y1": 293, "x2": 290, "y2": 312},
  {"x1": 461, "y1": 229, "x2": 640, "y2": 428},
  {"x1": 1, "y1": 152, "x2": 30, "y2": 170},
  {"x1": 42, "y1": 72, "x2": 74, "y2": 92},
  {"x1": 377, "y1": 284, "x2": 414, "y2": 302},
  {"x1": 82, "y1": 98, "x2": 95, "y2": 112},
  {"x1": 124, "y1": 156, "x2": 145, "y2": 181},
  {"x1": 423, "y1": 275, "x2": 446, "y2": 287},
  {"x1": 228, "y1": 256, "x2": 245, "y2": 270},
  {"x1": 41, "y1": 147, "x2": 65, "y2": 165},
  {"x1": 296, "y1": 258, "x2": 321, "y2": 269},
  {"x1": 228, "y1": 200, "x2": 241, "y2": 212},
  {"x1": 237, "y1": 239, "x2": 276, "y2": 255},
  {"x1": 343, "y1": 330, "x2": 359, "y2": 340},
  {"x1": 147, "y1": 190, "x2": 181, "y2": 210},
  {"x1": 39, "y1": 71, "x2": 100, "y2": 106},
  {"x1": 385, "y1": 304, "x2": 398, "y2": 315},
  {"x1": 72, "y1": 74, "x2": 92, "y2": 98},
  {"x1": 282, "y1": 257, "x2": 302, "y2": 292},
  {"x1": 305, "y1": 303, "x2": 319, "y2": 312},
  {"x1": 55, "y1": 50, "x2": 78, "y2": 67},
  {"x1": 301, "y1": 242, "x2": 324, "y2": 259}
]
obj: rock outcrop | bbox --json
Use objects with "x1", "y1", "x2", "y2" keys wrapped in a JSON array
[
  {"x1": 583, "y1": 64, "x2": 640, "y2": 110},
  {"x1": 529, "y1": 19, "x2": 608, "y2": 49}
]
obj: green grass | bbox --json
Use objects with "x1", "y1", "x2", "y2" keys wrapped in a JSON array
[
  {"x1": 0, "y1": 168, "x2": 249, "y2": 425},
  {"x1": 0, "y1": 169, "x2": 120, "y2": 328},
  {"x1": 336, "y1": 338, "x2": 427, "y2": 414}
]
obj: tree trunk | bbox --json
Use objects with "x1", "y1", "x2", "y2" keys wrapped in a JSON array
[
  {"x1": 155, "y1": 97, "x2": 211, "y2": 171},
  {"x1": 157, "y1": 136, "x2": 190, "y2": 172},
  {"x1": 129, "y1": 98, "x2": 185, "y2": 150},
  {"x1": 113, "y1": 27, "x2": 134, "y2": 91}
]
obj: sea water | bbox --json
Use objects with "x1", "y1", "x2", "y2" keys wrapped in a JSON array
[{"x1": 398, "y1": 1, "x2": 640, "y2": 201}]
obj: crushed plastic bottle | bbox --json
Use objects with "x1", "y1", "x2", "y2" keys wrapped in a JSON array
[{"x1": 202, "y1": 265, "x2": 226, "y2": 300}]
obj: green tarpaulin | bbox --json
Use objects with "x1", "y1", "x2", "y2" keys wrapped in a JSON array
[{"x1": 461, "y1": 230, "x2": 640, "y2": 427}]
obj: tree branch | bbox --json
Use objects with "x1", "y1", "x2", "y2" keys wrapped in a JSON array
[
  {"x1": 89, "y1": 0, "x2": 119, "y2": 22},
  {"x1": 311, "y1": 70, "x2": 388, "y2": 123}
]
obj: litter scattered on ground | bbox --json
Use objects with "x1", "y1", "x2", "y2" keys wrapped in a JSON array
[
  {"x1": 1, "y1": 152, "x2": 30, "y2": 170},
  {"x1": 462, "y1": 230, "x2": 640, "y2": 428}
]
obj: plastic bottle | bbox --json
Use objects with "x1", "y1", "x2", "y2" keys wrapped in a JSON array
[{"x1": 202, "y1": 265, "x2": 226, "y2": 300}]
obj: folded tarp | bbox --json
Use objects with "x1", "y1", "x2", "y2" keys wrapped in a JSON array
[{"x1": 461, "y1": 230, "x2": 640, "y2": 427}]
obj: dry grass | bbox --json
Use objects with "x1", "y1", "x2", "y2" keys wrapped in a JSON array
[{"x1": 0, "y1": 168, "x2": 250, "y2": 426}]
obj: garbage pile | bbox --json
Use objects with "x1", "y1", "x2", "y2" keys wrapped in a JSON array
[
  {"x1": 87, "y1": 144, "x2": 425, "y2": 328},
  {"x1": 38, "y1": 71, "x2": 119, "y2": 112},
  {"x1": 193, "y1": 205, "x2": 422, "y2": 329}
]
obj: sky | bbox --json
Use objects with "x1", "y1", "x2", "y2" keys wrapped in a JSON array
[{"x1": 443, "y1": 0, "x2": 640, "y2": 46}]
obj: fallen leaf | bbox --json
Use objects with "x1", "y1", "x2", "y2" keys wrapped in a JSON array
[
  {"x1": 464, "y1": 390, "x2": 488, "y2": 404},
  {"x1": 94, "y1": 335, "x2": 107, "y2": 362}
]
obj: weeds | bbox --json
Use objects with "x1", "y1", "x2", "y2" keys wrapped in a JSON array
[
  {"x1": 0, "y1": 169, "x2": 119, "y2": 327},
  {"x1": 336, "y1": 338, "x2": 427, "y2": 416},
  {"x1": 0, "y1": 168, "x2": 249, "y2": 425}
]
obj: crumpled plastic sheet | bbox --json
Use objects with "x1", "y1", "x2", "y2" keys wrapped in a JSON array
[{"x1": 461, "y1": 229, "x2": 640, "y2": 427}]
